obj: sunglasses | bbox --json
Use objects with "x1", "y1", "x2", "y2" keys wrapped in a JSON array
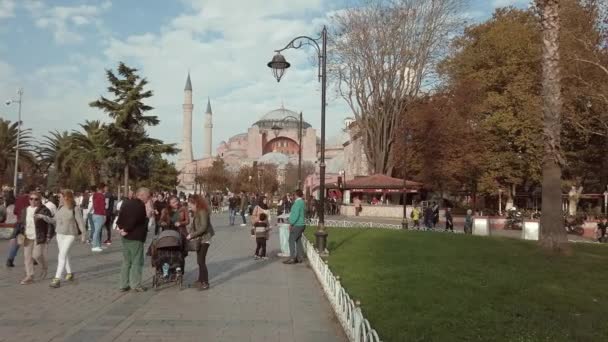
[{"x1": 29, "y1": 197, "x2": 40, "y2": 201}]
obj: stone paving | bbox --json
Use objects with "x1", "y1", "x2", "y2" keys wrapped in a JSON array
[{"x1": 0, "y1": 215, "x2": 346, "y2": 342}]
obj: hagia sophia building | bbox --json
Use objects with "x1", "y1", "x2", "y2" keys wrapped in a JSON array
[{"x1": 175, "y1": 73, "x2": 370, "y2": 194}]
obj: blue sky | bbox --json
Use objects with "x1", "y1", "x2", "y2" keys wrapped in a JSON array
[{"x1": 0, "y1": 0, "x2": 528, "y2": 161}]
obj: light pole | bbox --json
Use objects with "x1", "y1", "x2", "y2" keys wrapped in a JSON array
[
  {"x1": 603, "y1": 185, "x2": 608, "y2": 216},
  {"x1": 271, "y1": 111, "x2": 303, "y2": 190},
  {"x1": 6, "y1": 88, "x2": 24, "y2": 197},
  {"x1": 268, "y1": 26, "x2": 328, "y2": 253}
]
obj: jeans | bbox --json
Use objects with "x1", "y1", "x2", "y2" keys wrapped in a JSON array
[
  {"x1": 229, "y1": 208, "x2": 237, "y2": 225},
  {"x1": 55, "y1": 234, "x2": 75, "y2": 279},
  {"x1": 197, "y1": 243, "x2": 210, "y2": 283},
  {"x1": 120, "y1": 238, "x2": 144, "y2": 289},
  {"x1": 7, "y1": 226, "x2": 20, "y2": 261},
  {"x1": 91, "y1": 214, "x2": 106, "y2": 248},
  {"x1": 289, "y1": 225, "x2": 306, "y2": 261},
  {"x1": 87, "y1": 213, "x2": 94, "y2": 241},
  {"x1": 255, "y1": 237, "x2": 267, "y2": 257},
  {"x1": 240, "y1": 210, "x2": 247, "y2": 224},
  {"x1": 104, "y1": 214, "x2": 114, "y2": 241}
]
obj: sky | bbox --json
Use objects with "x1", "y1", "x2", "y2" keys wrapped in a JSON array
[{"x1": 0, "y1": 0, "x2": 529, "y2": 162}]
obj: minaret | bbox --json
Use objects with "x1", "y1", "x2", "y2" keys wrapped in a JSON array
[
  {"x1": 176, "y1": 73, "x2": 194, "y2": 171},
  {"x1": 203, "y1": 97, "x2": 213, "y2": 158}
]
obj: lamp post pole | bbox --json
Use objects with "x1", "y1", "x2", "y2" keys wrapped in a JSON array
[
  {"x1": 268, "y1": 26, "x2": 328, "y2": 254},
  {"x1": 7, "y1": 88, "x2": 24, "y2": 197}
]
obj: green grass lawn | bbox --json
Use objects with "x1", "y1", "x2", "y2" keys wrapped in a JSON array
[{"x1": 304, "y1": 228, "x2": 608, "y2": 342}]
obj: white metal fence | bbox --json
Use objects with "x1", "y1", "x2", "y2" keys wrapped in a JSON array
[
  {"x1": 302, "y1": 237, "x2": 382, "y2": 342},
  {"x1": 305, "y1": 218, "x2": 402, "y2": 230}
]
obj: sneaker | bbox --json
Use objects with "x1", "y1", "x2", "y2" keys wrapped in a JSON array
[
  {"x1": 262, "y1": 257, "x2": 269, "y2": 260},
  {"x1": 65, "y1": 273, "x2": 74, "y2": 281},
  {"x1": 119, "y1": 286, "x2": 131, "y2": 292},
  {"x1": 91, "y1": 247, "x2": 103, "y2": 252},
  {"x1": 49, "y1": 278, "x2": 60, "y2": 288},
  {"x1": 6, "y1": 259, "x2": 15, "y2": 268},
  {"x1": 131, "y1": 286, "x2": 147, "y2": 292},
  {"x1": 199, "y1": 282, "x2": 210, "y2": 291},
  {"x1": 283, "y1": 259, "x2": 297, "y2": 265},
  {"x1": 192, "y1": 281, "x2": 203, "y2": 289},
  {"x1": 104, "y1": 240, "x2": 112, "y2": 245},
  {"x1": 254, "y1": 255, "x2": 260, "y2": 260},
  {"x1": 20, "y1": 277, "x2": 33, "y2": 285},
  {"x1": 240, "y1": 223, "x2": 246, "y2": 227}
]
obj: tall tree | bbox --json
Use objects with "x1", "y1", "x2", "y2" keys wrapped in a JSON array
[
  {"x1": 90, "y1": 62, "x2": 177, "y2": 193},
  {"x1": 536, "y1": 0, "x2": 568, "y2": 251},
  {"x1": 65, "y1": 120, "x2": 110, "y2": 186},
  {"x1": 330, "y1": 0, "x2": 464, "y2": 174},
  {"x1": 0, "y1": 119, "x2": 35, "y2": 185},
  {"x1": 39, "y1": 130, "x2": 74, "y2": 187}
]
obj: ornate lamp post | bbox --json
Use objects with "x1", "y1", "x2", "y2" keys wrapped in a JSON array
[
  {"x1": 5, "y1": 88, "x2": 23, "y2": 197},
  {"x1": 603, "y1": 186, "x2": 608, "y2": 216},
  {"x1": 268, "y1": 26, "x2": 328, "y2": 253},
  {"x1": 270, "y1": 112, "x2": 303, "y2": 190}
]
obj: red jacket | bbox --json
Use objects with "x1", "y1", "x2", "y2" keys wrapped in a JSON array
[{"x1": 92, "y1": 192, "x2": 106, "y2": 216}]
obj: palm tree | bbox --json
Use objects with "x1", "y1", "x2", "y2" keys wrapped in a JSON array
[
  {"x1": 536, "y1": 0, "x2": 568, "y2": 252},
  {"x1": 0, "y1": 119, "x2": 36, "y2": 186},
  {"x1": 65, "y1": 120, "x2": 111, "y2": 186},
  {"x1": 39, "y1": 130, "x2": 74, "y2": 187}
]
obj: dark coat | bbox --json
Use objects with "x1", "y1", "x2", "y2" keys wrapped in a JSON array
[
  {"x1": 17, "y1": 205, "x2": 55, "y2": 244},
  {"x1": 116, "y1": 199, "x2": 148, "y2": 242}
]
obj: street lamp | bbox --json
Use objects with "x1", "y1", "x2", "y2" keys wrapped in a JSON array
[
  {"x1": 268, "y1": 26, "x2": 328, "y2": 254},
  {"x1": 603, "y1": 185, "x2": 608, "y2": 216},
  {"x1": 270, "y1": 112, "x2": 303, "y2": 190},
  {"x1": 6, "y1": 88, "x2": 23, "y2": 197}
]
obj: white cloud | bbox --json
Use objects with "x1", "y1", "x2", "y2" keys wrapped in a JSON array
[
  {"x1": 103, "y1": 0, "x2": 347, "y2": 159},
  {"x1": 492, "y1": 0, "x2": 530, "y2": 8},
  {"x1": 0, "y1": 0, "x2": 15, "y2": 18},
  {"x1": 26, "y1": 0, "x2": 112, "y2": 44}
]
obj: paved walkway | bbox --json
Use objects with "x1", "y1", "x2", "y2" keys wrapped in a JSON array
[{"x1": 0, "y1": 215, "x2": 346, "y2": 342}]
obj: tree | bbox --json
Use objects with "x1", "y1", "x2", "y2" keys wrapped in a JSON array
[
  {"x1": 536, "y1": 0, "x2": 568, "y2": 251},
  {"x1": 197, "y1": 158, "x2": 231, "y2": 193},
  {"x1": 330, "y1": 0, "x2": 464, "y2": 174},
  {"x1": 39, "y1": 130, "x2": 75, "y2": 187},
  {"x1": 0, "y1": 119, "x2": 35, "y2": 186},
  {"x1": 89, "y1": 62, "x2": 177, "y2": 193},
  {"x1": 133, "y1": 155, "x2": 179, "y2": 191},
  {"x1": 283, "y1": 161, "x2": 315, "y2": 192},
  {"x1": 65, "y1": 120, "x2": 111, "y2": 186}
]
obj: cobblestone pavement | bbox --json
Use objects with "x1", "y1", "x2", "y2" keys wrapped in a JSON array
[{"x1": 0, "y1": 215, "x2": 346, "y2": 342}]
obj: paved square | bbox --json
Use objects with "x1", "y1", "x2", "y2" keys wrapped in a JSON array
[{"x1": 0, "y1": 215, "x2": 346, "y2": 342}]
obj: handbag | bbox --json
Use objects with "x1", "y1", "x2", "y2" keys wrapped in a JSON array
[
  {"x1": 17, "y1": 233, "x2": 25, "y2": 246},
  {"x1": 187, "y1": 237, "x2": 201, "y2": 252}
]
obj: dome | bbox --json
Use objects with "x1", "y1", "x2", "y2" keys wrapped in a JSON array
[
  {"x1": 254, "y1": 106, "x2": 312, "y2": 129},
  {"x1": 258, "y1": 152, "x2": 290, "y2": 168}
]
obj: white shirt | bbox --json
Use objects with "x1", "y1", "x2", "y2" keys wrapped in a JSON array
[
  {"x1": 25, "y1": 206, "x2": 36, "y2": 240},
  {"x1": 44, "y1": 200, "x2": 57, "y2": 216}
]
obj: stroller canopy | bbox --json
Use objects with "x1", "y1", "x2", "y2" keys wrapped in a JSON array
[{"x1": 156, "y1": 229, "x2": 183, "y2": 249}]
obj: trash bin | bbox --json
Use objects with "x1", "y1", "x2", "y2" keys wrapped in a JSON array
[{"x1": 278, "y1": 223, "x2": 290, "y2": 257}]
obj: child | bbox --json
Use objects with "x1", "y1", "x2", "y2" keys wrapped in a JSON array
[{"x1": 251, "y1": 213, "x2": 270, "y2": 260}]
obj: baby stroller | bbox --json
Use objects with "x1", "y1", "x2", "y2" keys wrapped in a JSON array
[{"x1": 149, "y1": 230, "x2": 186, "y2": 290}]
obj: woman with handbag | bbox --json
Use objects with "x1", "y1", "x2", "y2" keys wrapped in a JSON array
[
  {"x1": 48, "y1": 190, "x2": 86, "y2": 288},
  {"x1": 186, "y1": 194, "x2": 215, "y2": 291}
]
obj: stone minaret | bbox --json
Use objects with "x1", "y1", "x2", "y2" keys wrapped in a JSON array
[
  {"x1": 176, "y1": 73, "x2": 194, "y2": 171},
  {"x1": 203, "y1": 97, "x2": 213, "y2": 158}
]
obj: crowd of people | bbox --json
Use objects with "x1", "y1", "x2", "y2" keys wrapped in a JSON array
[{"x1": 0, "y1": 184, "x2": 309, "y2": 292}]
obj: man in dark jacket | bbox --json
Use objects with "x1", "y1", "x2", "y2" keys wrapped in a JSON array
[
  {"x1": 18, "y1": 191, "x2": 54, "y2": 284},
  {"x1": 116, "y1": 187, "x2": 150, "y2": 292}
]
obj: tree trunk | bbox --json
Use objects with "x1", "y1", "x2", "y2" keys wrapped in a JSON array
[
  {"x1": 124, "y1": 164, "x2": 129, "y2": 198},
  {"x1": 537, "y1": 0, "x2": 569, "y2": 252}
]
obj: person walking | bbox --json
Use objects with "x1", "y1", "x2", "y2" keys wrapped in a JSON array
[
  {"x1": 116, "y1": 187, "x2": 150, "y2": 292},
  {"x1": 354, "y1": 196, "x2": 362, "y2": 216},
  {"x1": 91, "y1": 184, "x2": 106, "y2": 252},
  {"x1": 445, "y1": 207, "x2": 454, "y2": 232},
  {"x1": 464, "y1": 209, "x2": 473, "y2": 234},
  {"x1": 103, "y1": 185, "x2": 116, "y2": 245},
  {"x1": 411, "y1": 205, "x2": 421, "y2": 230},
  {"x1": 4, "y1": 193, "x2": 18, "y2": 267},
  {"x1": 187, "y1": 194, "x2": 215, "y2": 290},
  {"x1": 239, "y1": 191, "x2": 249, "y2": 227},
  {"x1": 18, "y1": 191, "x2": 54, "y2": 285},
  {"x1": 284, "y1": 189, "x2": 306, "y2": 265},
  {"x1": 252, "y1": 212, "x2": 270, "y2": 260},
  {"x1": 49, "y1": 190, "x2": 86, "y2": 288},
  {"x1": 228, "y1": 194, "x2": 238, "y2": 226}
]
